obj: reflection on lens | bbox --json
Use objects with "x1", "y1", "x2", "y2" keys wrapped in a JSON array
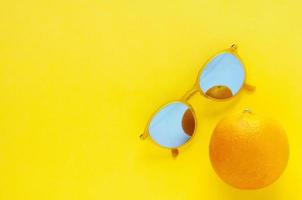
[
  {"x1": 199, "y1": 52, "x2": 245, "y2": 99},
  {"x1": 148, "y1": 102, "x2": 195, "y2": 148},
  {"x1": 205, "y1": 85, "x2": 233, "y2": 99},
  {"x1": 182, "y1": 109, "x2": 195, "y2": 136}
]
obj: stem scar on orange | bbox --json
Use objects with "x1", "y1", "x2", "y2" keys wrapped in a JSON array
[{"x1": 209, "y1": 109, "x2": 289, "y2": 189}]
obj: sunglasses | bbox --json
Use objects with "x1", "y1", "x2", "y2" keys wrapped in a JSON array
[{"x1": 140, "y1": 44, "x2": 255, "y2": 157}]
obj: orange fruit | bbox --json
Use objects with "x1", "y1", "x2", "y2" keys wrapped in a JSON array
[
  {"x1": 205, "y1": 85, "x2": 233, "y2": 99},
  {"x1": 209, "y1": 109, "x2": 289, "y2": 189}
]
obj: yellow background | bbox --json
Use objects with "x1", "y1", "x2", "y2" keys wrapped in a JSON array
[{"x1": 1, "y1": 0, "x2": 302, "y2": 199}]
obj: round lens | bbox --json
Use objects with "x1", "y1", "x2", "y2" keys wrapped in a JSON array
[
  {"x1": 199, "y1": 52, "x2": 245, "y2": 99},
  {"x1": 148, "y1": 102, "x2": 196, "y2": 148}
]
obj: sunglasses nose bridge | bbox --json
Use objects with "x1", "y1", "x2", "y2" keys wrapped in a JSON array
[{"x1": 181, "y1": 87, "x2": 199, "y2": 101}]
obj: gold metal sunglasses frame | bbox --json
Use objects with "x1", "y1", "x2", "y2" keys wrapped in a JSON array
[{"x1": 140, "y1": 44, "x2": 255, "y2": 157}]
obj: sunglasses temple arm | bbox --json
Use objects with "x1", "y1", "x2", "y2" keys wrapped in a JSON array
[{"x1": 243, "y1": 83, "x2": 256, "y2": 92}]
